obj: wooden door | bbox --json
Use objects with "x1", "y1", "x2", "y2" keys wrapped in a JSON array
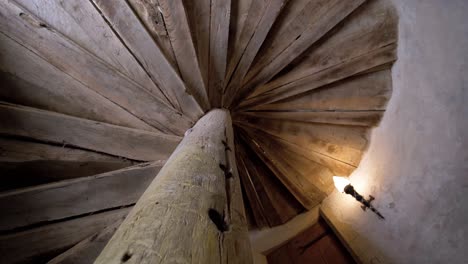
[{"x1": 267, "y1": 218, "x2": 355, "y2": 264}]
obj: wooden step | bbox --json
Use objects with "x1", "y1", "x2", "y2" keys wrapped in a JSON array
[
  {"x1": 0, "y1": 103, "x2": 181, "y2": 161},
  {"x1": 236, "y1": 134, "x2": 304, "y2": 227},
  {"x1": 0, "y1": 162, "x2": 162, "y2": 232},
  {"x1": 92, "y1": 0, "x2": 204, "y2": 119},
  {"x1": 0, "y1": 0, "x2": 190, "y2": 135},
  {"x1": 0, "y1": 207, "x2": 130, "y2": 264}
]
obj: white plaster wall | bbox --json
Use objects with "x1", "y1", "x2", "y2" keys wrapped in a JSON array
[{"x1": 321, "y1": 0, "x2": 468, "y2": 263}]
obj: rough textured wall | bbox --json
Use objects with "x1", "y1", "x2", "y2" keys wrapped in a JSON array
[{"x1": 321, "y1": 0, "x2": 468, "y2": 263}]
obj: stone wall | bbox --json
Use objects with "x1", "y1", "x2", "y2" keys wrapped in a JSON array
[{"x1": 321, "y1": 0, "x2": 468, "y2": 263}]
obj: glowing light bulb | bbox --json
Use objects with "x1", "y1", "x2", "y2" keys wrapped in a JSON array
[{"x1": 333, "y1": 176, "x2": 351, "y2": 192}]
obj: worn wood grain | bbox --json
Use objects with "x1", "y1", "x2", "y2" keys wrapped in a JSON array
[
  {"x1": 0, "y1": 33, "x2": 156, "y2": 132},
  {"x1": 245, "y1": 70, "x2": 392, "y2": 112},
  {"x1": 227, "y1": 0, "x2": 252, "y2": 66},
  {"x1": 237, "y1": 110, "x2": 384, "y2": 127},
  {"x1": 238, "y1": 127, "x2": 331, "y2": 210},
  {"x1": 236, "y1": 138, "x2": 304, "y2": 227},
  {"x1": 0, "y1": 162, "x2": 163, "y2": 231},
  {"x1": 234, "y1": 116, "x2": 368, "y2": 166},
  {"x1": 0, "y1": 208, "x2": 130, "y2": 264},
  {"x1": 223, "y1": 0, "x2": 287, "y2": 108},
  {"x1": 237, "y1": 122, "x2": 355, "y2": 176},
  {"x1": 158, "y1": 0, "x2": 210, "y2": 110},
  {"x1": 92, "y1": 0, "x2": 203, "y2": 121},
  {"x1": 242, "y1": 0, "x2": 397, "y2": 106},
  {"x1": 0, "y1": 0, "x2": 190, "y2": 135},
  {"x1": 127, "y1": 0, "x2": 179, "y2": 71},
  {"x1": 0, "y1": 103, "x2": 181, "y2": 161},
  {"x1": 0, "y1": 160, "x2": 133, "y2": 192},
  {"x1": 207, "y1": 0, "x2": 231, "y2": 107},
  {"x1": 182, "y1": 0, "x2": 210, "y2": 92},
  {"x1": 95, "y1": 109, "x2": 252, "y2": 264},
  {"x1": 47, "y1": 222, "x2": 122, "y2": 264},
  {"x1": 15, "y1": 0, "x2": 160, "y2": 94},
  {"x1": 241, "y1": 44, "x2": 396, "y2": 108},
  {"x1": 236, "y1": 147, "x2": 270, "y2": 229},
  {"x1": 241, "y1": 0, "x2": 367, "y2": 101},
  {"x1": 0, "y1": 138, "x2": 130, "y2": 163}
]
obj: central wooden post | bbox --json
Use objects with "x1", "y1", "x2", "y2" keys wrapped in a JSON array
[{"x1": 95, "y1": 109, "x2": 252, "y2": 264}]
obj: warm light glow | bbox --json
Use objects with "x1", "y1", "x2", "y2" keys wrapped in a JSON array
[{"x1": 333, "y1": 176, "x2": 351, "y2": 192}]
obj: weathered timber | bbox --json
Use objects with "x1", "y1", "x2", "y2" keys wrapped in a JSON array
[
  {"x1": 208, "y1": 0, "x2": 231, "y2": 107},
  {"x1": 182, "y1": 0, "x2": 210, "y2": 92},
  {"x1": 237, "y1": 122, "x2": 355, "y2": 176},
  {"x1": 127, "y1": 0, "x2": 179, "y2": 70},
  {"x1": 237, "y1": 110, "x2": 384, "y2": 127},
  {"x1": 0, "y1": 103, "x2": 181, "y2": 161},
  {"x1": 0, "y1": 0, "x2": 189, "y2": 134},
  {"x1": 0, "y1": 208, "x2": 130, "y2": 264},
  {"x1": 242, "y1": 0, "x2": 397, "y2": 106},
  {"x1": 0, "y1": 33, "x2": 156, "y2": 132},
  {"x1": 245, "y1": 70, "x2": 392, "y2": 112},
  {"x1": 236, "y1": 147, "x2": 270, "y2": 229},
  {"x1": 233, "y1": 116, "x2": 368, "y2": 166},
  {"x1": 0, "y1": 162, "x2": 163, "y2": 231},
  {"x1": 227, "y1": 0, "x2": 252, "y2": 66},
  {"x1": 95, "y1": 109, "x2": 252, "y2": 264},
  {"x1": 15, "y1": 0, "x2": 161, "y2": 93},
  {"x1": 241, "y1": 0, "x2": 366, "y2": 100},
  {"x1": 0, "y1": 160, "x2": 133, "y2": 192},
  {"x1": 47, "y1": 222, "x2": 122, "y2": 264},
  {"x1": 0, "y1": 137, "x2": 134, "y2": 190},
  {"x1": 158, "y1": 0, "x2": 210, "y2": 110},
  {"x1": 223, "y1": 0, "x2": 287, "y2": 108},
  {"x1": 240, "y1": 44, "x2": 396, "y2": 108},
  {"x1": 0, "y1": 138, "x2": 131, "y2": 163},
  {"x1": 236, "y1": 137, "x2": 304, "y2": 227},
  {"x1": 238, "y1": 126, "x2": 331, "y2": 210},
  {"x1": 92, "y1": 0, "x2": 204, "y2": 121}
]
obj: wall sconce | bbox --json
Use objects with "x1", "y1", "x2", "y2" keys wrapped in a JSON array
[{"x1": 333, "y1": 176, "x2": 385, "y2": 220}]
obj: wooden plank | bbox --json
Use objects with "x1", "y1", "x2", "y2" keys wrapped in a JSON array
[
  {"x1": 258, "y1": 0, "x2": 398, "y2": 96},
  {"x1": 127, "y1": 0, "x2": 179, "y2": 71},
  {"x1": 233, "y1": 116, "x2": 368, "y2": 166},
  {"x1": 236, "y1": 147, "x2": 270, "y2": 229},
  {"x1": 227, "y1": 0, "x2": 252, "y2": 65},
  {"x1": 208, "y1": 0, "x2": 231, "y2": 107},
  {"x1": 0, "y1": 33, "x2": 156, "y2": 132},
  {"x1": 243, "y1": 0, "x2": 397, "y2": 105},
  {"x1": 158, "y1": 0, "x2": 210, "y2": 110},
  {"x1": 0, "y1": 138, "x2": 132, "y2": 163},
  {"x1": 241, "y1": 0, "x2": 366, "y2": 100},
  {"x1": 15, "y1": 0, "x2": 161, "y2": 94},
  {"x1": 47, "y1": 222, "x2": 121, "y2": 264},
  {"x1": 0, "y1": 208, "x2": 130, "y2": 264},
  {"x1": 0, "y1": 162, "x2": 162, "y2": 232},
  {"x1": 236, "y1": 137, "x2": 304, "y2": 226},
  {"x1": 0, "y1": 138, "x2": 135, "y2": 191},
  {"x1": 224, "y1": 0, "x2": 267, "y2": 90},
  {"x1": 0, "y1": 103, "x2": 181, "y2": 161},
  {"x1": 95, "y1": 110, "x2": 252, "y2": 264},
  {"x1": 237, "y1": 122, "x2": 355, "y2": 176},
  {"x1": 92, "y1": 0, "x2": 203, "y2": 121},
  {"x1": 223, "y1": 0, "x2": 287, "y2": 108},
  {"x1": 237, "y1": 110, "x2": 384, "y2": 127},
  {"x1": 0, "y1": 0, "x2": 189, "y2": 135},
  {"x1": 238, "y1": 127, "x2": 330, "y2": 210},
  {"x1": 0, "y1": 160, "x2": 133, "y2": 192},
  {"x1": 182, "y1": 0, "x2": 210, "y2": 93},
  {"x1": 240, "y1": 44, "x2": 396, "y2": 108},
  {"x1": 245, "y1": 70, "x2": 392, "y2": 112}
]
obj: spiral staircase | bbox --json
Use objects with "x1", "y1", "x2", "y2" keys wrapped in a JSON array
[{"x1": 0, "y1": 0, "x2": 397, "y2": 262}]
